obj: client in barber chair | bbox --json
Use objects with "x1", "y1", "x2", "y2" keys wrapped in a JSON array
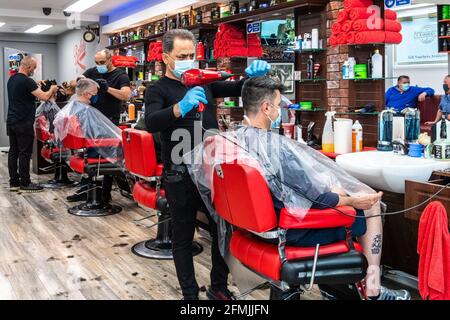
[{"x1": 189, "y1": 77, "x2": 411, "y2": 300}]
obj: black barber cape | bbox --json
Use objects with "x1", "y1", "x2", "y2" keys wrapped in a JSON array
[
  {"x1": 83, "y1": 67, "x2": 130, "y2": 120},
  {"x1": 145, "y1": 76, "x2": 245, "y2": 167},
  {"x1": 7, "y1": 73, "x2": 38, "y2": 126}
]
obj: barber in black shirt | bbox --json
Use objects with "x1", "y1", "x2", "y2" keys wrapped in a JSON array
[
  {"x1": 7, "y1": 56, "x2": 58, "y2": 192},
  {"x1": 145, "y1": 29, "x2": 270, "y2": 300},
  {"x1": 67, "y1": 49, "x2": 131, "y2": 203}
]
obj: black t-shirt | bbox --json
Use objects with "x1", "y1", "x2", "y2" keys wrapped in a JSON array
[
  {"x1": 7, "y1": 73, "x2": 38, "y2": 126},
  {"x1": 83, "y1": 67, "x2": 130, "y2": 120},
  {"x1": 144, "y1": 76, "x2": 245, "y2": 167}
]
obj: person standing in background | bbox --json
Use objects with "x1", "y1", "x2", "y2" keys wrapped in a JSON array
[{"x1": 7, "y1": 56, "x2": 58, "y2": 192}]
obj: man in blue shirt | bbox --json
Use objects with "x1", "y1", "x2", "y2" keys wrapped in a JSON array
[
  {"x1": 426, "y1": 75, "x2": 450, "y2": 125},
  {"x1": 385, "y1": 75, "x2": 435, "y2": 112}
]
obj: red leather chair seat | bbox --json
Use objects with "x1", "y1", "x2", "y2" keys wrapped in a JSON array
[
  {"x1": 132, "y1": 181, "x2": 166, "y2": 209},
  {"x1": 41, "y1": 146, "x2": 68, "y2": 161},
  {"x1": 230, "y1": 230, "x2": 363, "y2": 281},
  {"x1": 418, "y1": 95, "x2": 441, "y2": 134},
  {"x1": 69, "y1": 156, "x2": 113, "y2": 174}
]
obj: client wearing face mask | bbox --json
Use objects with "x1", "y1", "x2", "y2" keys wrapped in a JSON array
[
  {"x1": 385, "y1": 75, "x2": 435, "y2": 113},
  {"x1": 426, "y1": 75, "x2": 450, "y2": 125},
  {"x1": 144, "y1": 29, "x2": 270, "y2": 301},
  {"x1": 66, "y1": 49, "x2": 132, "y2": 204}
]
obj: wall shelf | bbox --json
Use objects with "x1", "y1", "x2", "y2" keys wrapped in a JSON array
[{"x1": 106, "y1": 39, "x2": 149, "y2": 50}]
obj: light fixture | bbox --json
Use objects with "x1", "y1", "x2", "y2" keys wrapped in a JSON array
[
  {"x1": 0, "y1": 22, "x2": 5, "y2": 28},
  {"x1": 24, "y1": 25, "x2": 53, "y2": 33},
  {"x1": 64, "y1": 0, "x2": 103, "y2": 13}
]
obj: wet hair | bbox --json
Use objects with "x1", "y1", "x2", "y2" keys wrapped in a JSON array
[
  {"x1": 242, "y1": 76, "x2": 285, "y2": 116},
  {"x1": 163, "y1": 29, "x2": 196, "y2": 53}
]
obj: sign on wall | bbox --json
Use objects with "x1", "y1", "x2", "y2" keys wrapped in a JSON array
[
  {"x1": 73, "y1": 39, "x2": 87, "y2": 74},
  {"x1": 395, "y1": 15, "x2": 447, "y2": 65}
]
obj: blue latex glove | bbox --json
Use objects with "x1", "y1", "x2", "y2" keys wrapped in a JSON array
[
  {"x1": 178, "y1": 86, "x2": 208, "y2": 118},
  {"x1": 245, "y1": 60, "x2": 271, "y2": 78}
]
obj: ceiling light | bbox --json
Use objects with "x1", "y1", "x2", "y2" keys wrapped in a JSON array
[
  {"x1": 64, "y1": 0, "x2": 103, "y2": 13},
  {"x1": 0, "y1": 22, "x2": 5, "y2": 28},
  {"x1": 24, "y1": 25, "x2": 53, "y2": 33}
]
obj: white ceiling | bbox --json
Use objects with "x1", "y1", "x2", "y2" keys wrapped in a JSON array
[{"x1": 0, "y1": 0, "x2": 131, "y2": 35}]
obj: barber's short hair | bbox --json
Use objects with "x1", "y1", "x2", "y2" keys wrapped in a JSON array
[
  {"x1": 76, "y1": 78, "x2": 99, "y2": 96},
  {"x1": 97, "y1": 49, "x2": 112, "y2": 60},
  {"x1": 242, "y1": 76, "x2": 285, "y2": 116},
  {"x1": 398, "y1": 75, "x2": 410, "y2": 82},
  {"x1": 20, "y1": 56, "x2": 36, "y2": 68},
  {"x1": 163, "y1": 29, "x2": 196, "y2": 53}
]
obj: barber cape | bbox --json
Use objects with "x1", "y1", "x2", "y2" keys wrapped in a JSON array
[
  {"x1": 53, "y1": 99, "x2": 123, "y2": 162},
  {"x1": 185, "y1": 126, "x2": 375, "y2": 223}
]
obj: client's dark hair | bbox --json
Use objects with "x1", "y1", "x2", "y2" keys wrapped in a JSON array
[
  {"x1": 242, "y1": 76, "x2": 285, "y2": 116},
  {"x1": 397, "y1": 75, "x2": 410, "y2": 82}
]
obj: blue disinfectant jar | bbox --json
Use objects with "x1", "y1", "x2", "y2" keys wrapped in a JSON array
[{"x1": 408, "y1": 143, "x2": 423, "y2": 158}]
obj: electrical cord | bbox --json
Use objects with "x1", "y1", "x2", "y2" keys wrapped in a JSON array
[{"x1": 201, "y1": 124, "x2": 450, "y2": 219}]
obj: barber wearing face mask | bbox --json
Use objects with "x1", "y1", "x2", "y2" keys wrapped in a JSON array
[
  {"x1": 7, "y1": 56, "x2": 58, "y2": 193},
  {"x1": 385, "y1": 75, "x2": 435, "y2": 113},
  {"x1": 426, "y1": 75, "x2": 450, "y2": 125},
  {"x1": 145, "y1": 29, "x2": 270, "y2": 300},
  {"x1": 67, "y1": 49, "x2": 131, "y2": 203}
]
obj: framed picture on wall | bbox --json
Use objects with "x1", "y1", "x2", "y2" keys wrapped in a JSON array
[{"x1": 270, "y1": 62, "x2": 295, "y2": 93}]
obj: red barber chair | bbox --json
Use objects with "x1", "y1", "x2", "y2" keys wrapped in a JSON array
[
  {"x1": 35, "y1": 115, "x2": 73, "y2": 188},
  {"x1": 211, "y1": 162, "x2": 369, "y2": 300},
  {"x1": 62, "y1": 116, "x2": 123, "y2": 217},
  {"x1": 122, "y1": 129, "x2": 202, "y2": 259}
]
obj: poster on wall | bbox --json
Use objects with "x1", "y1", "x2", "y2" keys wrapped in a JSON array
[
  {"x1": 74, "y1": 39, "x2": 87, "y2": 75},
  {"x1": 5, "y1": 48, "x2": 42, "y2": 80},
  {"x1": 270, "y1": 63, "x2": 295, "y2": 93},
  {"x1": 395, "y1": 15, "x2": 447, "y2": 65}
]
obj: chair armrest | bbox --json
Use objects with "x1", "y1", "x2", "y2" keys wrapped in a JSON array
[
  {"x1": 279, "y1": 206, "x2": 357, "y2": 230},
  {"x1": 84, "y1": 138, "x2": 122, "y2": 148}
]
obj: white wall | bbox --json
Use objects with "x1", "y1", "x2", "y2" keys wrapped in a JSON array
[{"x1": 0, "y1": 33, "x2": 58, "y2": 147}]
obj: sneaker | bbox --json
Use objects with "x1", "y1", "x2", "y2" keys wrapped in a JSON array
[
  {"x1": 20, "y1": 183, "x2": 44, "y2": 193},
  {"x1": 372, "y1": 286, "x2": 411, "y2": 301},
  {"x1": 206, "y1": 287, "x2": 234, "y2": 300},
  {"x1": 10, "y1": 184, "x2": 20, "y2": 192}
]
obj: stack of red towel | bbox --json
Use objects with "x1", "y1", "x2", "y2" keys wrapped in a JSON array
[
  {"x1": 329, "y1": 0, "x2": 403, "y2": 46},
  {"x1": 112, "y1": 55, "x2": 139, "y2": 68},
  {"x1": 213, "y1": 23, "x2": 263, "y2": 59},
  {"x1": 147, "y1": 41, "x2": 163, "y2": 62}
]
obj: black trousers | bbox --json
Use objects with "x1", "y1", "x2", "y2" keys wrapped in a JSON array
[
  {"x1": 7, "y1": 121, "x2": 35, "y2": 186},
  {"x1": 164, "y1": 170, "x2": 229, "y2": 298}
]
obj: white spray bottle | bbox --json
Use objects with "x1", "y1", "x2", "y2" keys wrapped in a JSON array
[{"x1": 322, "y1": 111, "x2": 336, "y2": 153}]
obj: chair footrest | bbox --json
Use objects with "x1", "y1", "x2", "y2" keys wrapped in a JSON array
[{"x1": 280, "y1": 250, "x2": 368, "y2": 286}]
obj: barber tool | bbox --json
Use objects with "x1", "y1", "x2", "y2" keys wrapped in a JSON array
[
  {"x1": 377, "y1": 109, "x2": 395, "y2": 151},
  {"x1": 180, "y1": 69, "x2": 240, "y2": 112},
  {"x1": 307, "y1": 121, "x2": 320, "y2": 149}
]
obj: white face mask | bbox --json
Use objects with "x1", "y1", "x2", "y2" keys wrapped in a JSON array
[
  {"x1": 167, "y1": 55, "x2": 195, "y2": 79},
  {"x1": 265, "y1": 104, "x2": 281, "y2": 129}
]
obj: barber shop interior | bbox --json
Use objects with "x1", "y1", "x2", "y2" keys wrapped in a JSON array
[{"x1": 1, "y1": 0, "x2": 450, "y2": 306}]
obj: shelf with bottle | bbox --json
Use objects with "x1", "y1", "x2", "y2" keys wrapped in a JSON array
[
  {"x1": 296, "y1": 78, "x2": 326, "y2": 83},
  {"x1": 295, "y1": 48, "x2": 326, "y2": 53},
  {"x1": 342, "y1": 76, "x2": 397, "y2": 81}
]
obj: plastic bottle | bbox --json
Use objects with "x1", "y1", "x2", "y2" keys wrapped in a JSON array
[
  {"x1": 298, "y1": 34, "x2": 303, "y2": 51},
  {"x1": 128, "y1": 104, "x2": 136, "y2": 121},
  {"x1": 348, "y1": 57, "x2": 356, "y2": 79},
  {"x1": 352, "y1": 120, "x2": 363, "y2": 152},
  {"x1": 196, "y1": 41, "x2": 205, "y2": 60},
  {"x1": 371, "y1": 49, "x2": 383, "y2": 79},
  {"x1": 342, "y1": 61, "x2": 349, "y2": 79},
  {"x1": 307, "y1": 55, "x2": 315, "y2": 79},
  {"x1": 322, "y1": 111, "x2": 336, "y2": 153}
]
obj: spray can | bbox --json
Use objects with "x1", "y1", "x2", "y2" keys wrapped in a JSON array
[
  {"x1": 322, "y1": 111, "x2": 336, "y2": 153},
  {"x1": 352, "y1": 120, "x2": 363, "y2": 152}
]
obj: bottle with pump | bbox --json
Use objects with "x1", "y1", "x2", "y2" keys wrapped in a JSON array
[
  {"x1": 307, "y1": 55, "x2": 315, "y2": 79},
  {"x1": 342, "y1": 61, "x2": 349, "y2": 79},
  {"x1": 371, "y1": 49, "x2": 383, "y2": 79},
  {"x1": 322, "y1": 111, "x2": 336, "y2": 153},
  {"x1": 352, "y1": 120, "x2": 363, "y2": 152}
]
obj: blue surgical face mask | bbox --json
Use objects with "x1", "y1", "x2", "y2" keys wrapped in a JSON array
[
  {"x1": 401, "y1": 83, "x2": 410, "y2": 91},
  {"x1": 96, "y1": 65, "x2": 108, "y2": 74},
  {"x1": 266, "y1": 104, "x2": 281, "y2": 129},
  {"x1": 90, "y1": 95, "x2": 99, "y2": 105},
  {"x1": 170, "y1": 57, "x2": 196, "y2": 79}
]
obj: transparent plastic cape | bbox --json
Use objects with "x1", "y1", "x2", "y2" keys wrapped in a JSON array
[
  {"x1": 184, "y1": 126, "x2": 376, "y2": 295},
  {"x1": 53, "y1": 99, "x2": 123, "y2": 163},
  {"x1": 35, "y1": 100, "x2": 60, "y2": 137}
]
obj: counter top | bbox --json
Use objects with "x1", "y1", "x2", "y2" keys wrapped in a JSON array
[{"x1": 336, "y1": 151, "x2": 450, "y2": 194}]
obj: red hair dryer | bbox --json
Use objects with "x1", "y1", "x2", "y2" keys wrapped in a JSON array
[{"x1": 180, "y1": 69, "x2": 237, "y2": 112}]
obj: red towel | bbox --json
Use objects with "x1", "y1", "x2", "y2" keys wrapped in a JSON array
[
  {"x1": 337, "y1": 33, "x2": 348, "y2": 45},
  {"x1": 384, "y1": 19, "x2": 402, "y2": 32},
  {"x1": 385, "y1": 31, "x2": 402, "y2": 44},
  {"x1": 332, "y1": 22, "x2": 342, "y2": 34},
  {"x1": 342, "y1": 20, "x2": 353, "y2": 32},
  {"x1": 349, "y1": 7, "x2": 372, "y2": 20},
  {"x1": 337, "y1": 10, "x2": 349, "y2": 23},
  {"x1": 385, "y1": 9, "x2": 397, "y2": 20},
  {"x1": 329, "y1": 34, "x2": 339, "y2": 47},
  {"x1": 248, "y1": 46, "x2": 263, "y2": 57},
  {"x1": 226, "y1": 47, "x2": 248, "y2": 57},
  {"x1": 354, "y1": 31, "x2": 385, "y2": 44},
  {"x1": 352, "y1": 18, "x2": 384, "y2": 31},
  {"x1": 344, "y1": 0, "x2": 373, "y2": 9},
  {"x1": 346, "y1": 31, "x2": 357, "y2": 44},
  {"x1": 417, "y1": 202, "x2": 450, "y2": 300}
]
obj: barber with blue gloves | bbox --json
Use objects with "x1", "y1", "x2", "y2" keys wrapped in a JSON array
[{"x1": 144, "y1": 29, "x2": 270, "y2": 301}]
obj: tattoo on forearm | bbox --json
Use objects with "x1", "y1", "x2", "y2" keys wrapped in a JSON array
[{"x1": 371, "y1": 234, "x2": 382, "y2": 255}]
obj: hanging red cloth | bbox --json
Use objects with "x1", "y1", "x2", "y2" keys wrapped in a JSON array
[{"x1": 417, "y1": 201, "x2": 450, "y2": 300}]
